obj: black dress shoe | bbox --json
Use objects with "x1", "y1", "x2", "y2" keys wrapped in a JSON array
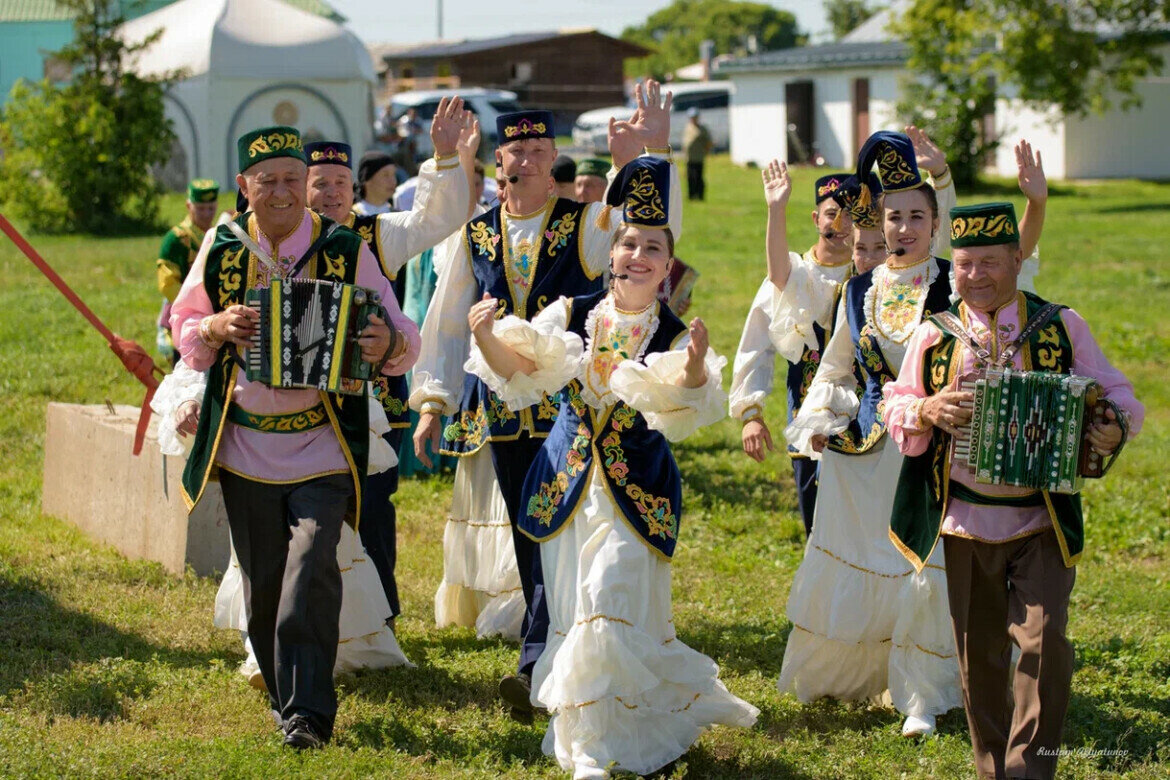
[
  {"x1": 499, "y1": 672, "x2": 534, "y2": 712},
  {"x1": 283, "y1": 714, "x2": 325, "y2": 750}
]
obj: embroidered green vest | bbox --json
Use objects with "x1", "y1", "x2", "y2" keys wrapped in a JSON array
[
  {"x1": 180, "y1": 211, "x2": 371, "y2": 521},
  {"x1": 890, "y1": 291, "x2": 1085, "y2": 571}
]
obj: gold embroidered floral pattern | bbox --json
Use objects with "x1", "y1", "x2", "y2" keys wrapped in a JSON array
[
  {"x1": 600, "y1": 428, "x2": 678, "y2": 541},
  {"x1": 322, "y1": 250, "x2": 346, "y2": 279},
  {"x1": 623, "y1": 168, "x2": 666, "y2": 223},
  {"x1": 536, "y1": 393, "x2": 559, "y2": 420},
  {"x1": 503, "y1": 119, "x2": 547, "y2": 138},
  {"x1": 610, "y1": 405, "x2": 636, "y2": 432},
  {"x1": 527, "y1": 423, "x2": 590, "y2": 526},
  {"x1": 469, "y1": 222, "x2": 500, "y2": 262},
  {"x1": 951, "y1": 214, "x2": 1018, "y2": 242},
  {"x1": 543, "y1": 212, "x2": 576, "y2": 258},
  {"x1": 877, "y1": 146, "x2": 917, "y2": 187},
  {"x1": 443, "y1": 391, "x2": 517, "y2": 449},
  {"x1": 509, "y1": 237, "x2": 537, "y2": 292},
  {"x1": 248, "y1": 131, "x2": 302, "y2": 158},
  {"x1": 371, "y1": 378, "x2": 407, "y2": 415},
  {"x1": 878, "y1": 275, "x2": 926, "y2": 337},
  {"x1": 217, "y1": 246, "x2": 246, "y2": 308},
  {"x1": 355, "y1": 223, "x2": 375, "y2": 245}
]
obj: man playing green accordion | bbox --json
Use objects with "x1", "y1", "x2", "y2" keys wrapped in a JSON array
[{"x1": 882, "y1": 201, "x2": 1144, "y2": 780}]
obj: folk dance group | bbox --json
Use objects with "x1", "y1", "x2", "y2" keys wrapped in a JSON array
[{"x1": 151, "y1": 81, "x2": 1143, "y2": 779}]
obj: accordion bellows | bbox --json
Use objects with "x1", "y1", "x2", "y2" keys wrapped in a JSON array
[
  {"x1": 953, "y1": 368, "x2": 1110, "y2": 494},
  {"x1": 245, "y1": 279, "x2": 388, "y2": 395}
]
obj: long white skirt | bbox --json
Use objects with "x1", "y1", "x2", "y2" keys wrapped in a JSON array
[
  {"x1": 532, "y1": 468, "x2": 759, "y2": 779},
  {"x1": 433, "y1": 447, "x2": 525, "y2": 640},
  {"x1": 777, "y1": 437, "x2": 961, "y2": 717},
  {"x1": 215, "y1": 522, "x2": 412, "y2": 676}
]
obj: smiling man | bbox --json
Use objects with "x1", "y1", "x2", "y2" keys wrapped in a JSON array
[
  {"x1": 883, "y1": 202, "x2": 1144, "y2": 780},
  {"x1": 169, "y1": 125, "x2": 422, "y2": 751}
]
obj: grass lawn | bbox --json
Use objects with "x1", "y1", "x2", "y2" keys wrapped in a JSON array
[{"x1": 0, "y1": 158, "x2": 1167, "y2": 778}]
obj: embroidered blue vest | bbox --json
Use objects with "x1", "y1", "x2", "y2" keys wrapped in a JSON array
[
  {"x1": 442, "y1": 198, "x2": 603, "y2": 455},
  {"x1": 518, "y1": 291, "x2": 688, "y2": 560},
  {"x1": 827, "y1": 257, "x2": 952, "y2": 456},
  {"x1": 349, "y1": 213, "x2": 409, "y2": 428}
]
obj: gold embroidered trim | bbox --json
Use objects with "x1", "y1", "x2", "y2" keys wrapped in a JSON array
[
  {"x1": 813, "y1": 543, "x2": 944, "y2": 576},
  {"x1": 576, "y1": 613, "x2": 634, "y2": 628},
  {"x1": 445, "y1": 516, "x2": 512, "y2": 528}
]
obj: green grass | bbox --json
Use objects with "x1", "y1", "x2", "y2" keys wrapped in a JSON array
[{"x1": 1, "y1": 159, "x2": 1168, "y2": 778}]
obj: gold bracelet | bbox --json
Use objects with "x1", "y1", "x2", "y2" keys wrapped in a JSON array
[
  {"x1": 644, "y1": 145, "x2": 672, "y2": 156},
  {"x1": 433, "y1": 150, "x2": 458, "y2": 161},
  {"x1": 198, "y1": 315, "x2": 224, "y2": 349},
  {"x1": 420, "y1": 401, "x2": 445, "y2": 416},
  {"x1": 931, "y1": 165, "x2": 951, "y2": 186}
]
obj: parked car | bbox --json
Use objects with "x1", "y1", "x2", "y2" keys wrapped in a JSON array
[
  {"x1": 376, "y1": 88, "x2": 525, "y2": 162},
  {"x1": 571, "y1": 82, "x2": 733, "y2": 154}
]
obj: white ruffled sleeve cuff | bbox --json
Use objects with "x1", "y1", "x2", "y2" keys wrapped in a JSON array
[
  {"x1": 765, "y1": 261, "x2": 834, "y2": 363},
  {"x1": 464, "y1": 314, "x2": 584, "y2": 411},
  {"x1": 366, "y1": 394, "x2": 398, "y2": 475},
  {"x1": 149, "y1": 361, "x2": 207, "y2": 456},
  {"x1": 609, "y1": 348, "x2": 728, "y2": 442},
  {"x1": 730, "y1": 388, "x2": 767, "y2": 422},
  {"x1": 407, "y1": 371, "x2": 458, "y2": 416},
  {"x1": 782, "y1": 381, "x2": 859, "y2": 459}
]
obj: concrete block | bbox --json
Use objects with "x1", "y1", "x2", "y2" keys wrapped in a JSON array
[{"x1": 41, "y1": 403, "x2": 229, "y2": 577}]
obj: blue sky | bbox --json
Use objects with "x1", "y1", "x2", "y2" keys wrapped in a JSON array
[{"x1": 328, "y1": 0, "x2": 830, "y2": 45}]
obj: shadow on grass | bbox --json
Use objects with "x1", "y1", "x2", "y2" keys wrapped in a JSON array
[
  {"x1": 678, "y1": 620, "x2": 790, "y2": 678},
  {"x1": 970, "y1": 179, "x2": 1077, "y2": 198},
  {"x1": 0, "y1": 567, "x2": 222, "y2": 720},
  {"x1": 1094, "y1": 202, "x2": 1170, "y2": 214}
]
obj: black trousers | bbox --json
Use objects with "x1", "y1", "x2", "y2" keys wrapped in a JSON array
[
  {"x1": 686, "y1": 161, "x2": 706, "y2": 201},
  {"x1": 219, "y1": 470, "x2": 350, "y2": 740},
  {"x1": 489, "y1": 434, "x2": 550, "y2": 677},
  {"x1": 792, "y1": 456, "x2": 819, "y2": 536},
  {"x1": 359, "y1": 427, "x2": 404, "y2": 618}
]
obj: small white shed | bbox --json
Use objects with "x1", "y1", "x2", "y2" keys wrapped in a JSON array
[{"x1": 119, "y1": 0, "x2": 375, "y2": 189}]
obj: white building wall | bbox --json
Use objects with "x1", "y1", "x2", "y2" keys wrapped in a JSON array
[
  {"x1": 815, "y1": 74, "x2": 852, "y2": 168},
  {"x1": 1063, "y1": 76, "x2": 1170, "y2": 180},
  {"x1": 728, "y1": 72, "x2": 788, "y2": 166},
  {"x1": 994, "y1": 98, "x2": 1066, "y2": 180}
]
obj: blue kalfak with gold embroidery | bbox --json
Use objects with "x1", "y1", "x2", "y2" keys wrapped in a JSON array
[
  {"x1": 441, "y1": 198, "x2": 603, "y2": 456},
  {"x1": 517, "y1": 291, "x2": 688, "y2": 560}
]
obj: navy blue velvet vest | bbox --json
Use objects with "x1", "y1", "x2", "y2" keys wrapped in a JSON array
[
  {"x1": 518, "y1": 291, "x2": 689, "y2": 560},
  {"x1": 348, "y1": 212, "x2": 410, "y2": 428},
  {"x1": 827, "y1": 257, "x2": 952, "y2": 455},
  {"x1": 442, "y1": 198, "x2": 603, "y2": 455}
]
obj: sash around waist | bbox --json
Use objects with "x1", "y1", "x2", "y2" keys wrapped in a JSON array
[
  {"x1": 948, "y1": 480, "x2": 1046, "y2": 508},
  {"x1": 227, "y1": 402, "x2": 330, "y2": 433}
]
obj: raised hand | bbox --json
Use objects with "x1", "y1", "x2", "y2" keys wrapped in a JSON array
[
  {"x1": 680, "y1": 317, "x2": 709, "y2": 388},
  {"x1": 1015, "y1": 139, "x2": 1047, "y2": 203},
  {"x1": 608, "y1": 79, "x2": 673, "y2": 168},
  {"x1": 468, "y1": 292, "x2": 499, "y2": 342},
  {"x1": 762, "y1": 158, "x2": 791, "y2": 210},
  {"x1": 430, "y1": 96, "x2": 466, "y2": 157},
  {"x1": 905, "y1": 124, "x2": 948, "y2": 178},
  {"x1": 457, "y1": 115, "x2": 481, "y2": 162}
]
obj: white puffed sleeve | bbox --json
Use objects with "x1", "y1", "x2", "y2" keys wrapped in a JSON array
[
  {"x1": 609, "y1": 337, "x2": 728, "y2": 442},
  {"x1": 783, "y1": 295, "x2": 859, "y2": 459},
  {"x1": 150, "y1": 361, "x2": 207, "y2": 456},
  {"x1": 765, "y1": 255, "x2": 840, "y2": 363},
  {"x1": 464, "y1": 297, "x2": 584, "y2": 411},
  {"x1": 1017, "y1": 244, "x2": 1040, "y2": 294}
]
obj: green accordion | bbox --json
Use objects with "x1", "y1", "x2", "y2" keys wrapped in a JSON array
[
  {"x1": 244, "y1": 278, "x2": 389, "y2": 396},
  {"x1": 954, "y1": 368, "x2": 1110, "y2": 494}
]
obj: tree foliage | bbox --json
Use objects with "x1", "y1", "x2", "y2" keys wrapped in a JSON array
[
  {"x1": 0, "y1": 0, "x2": 177, "y2": 234},
  {"x1": 826, "y1": 0, "x2": 880, "y2": 40},
  {"x1": 893, "y1": 0, "x2": 1168, "y2": 187},
  {"x1": 621, "y1": 0, "x2": 803, "y2": 80}
]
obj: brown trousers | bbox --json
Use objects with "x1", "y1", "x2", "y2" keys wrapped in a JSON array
[{"x1": 943, "y1": 530, "x2": 1076, "y2": 780}]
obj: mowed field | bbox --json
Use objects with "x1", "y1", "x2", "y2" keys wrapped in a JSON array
[{"x1": 0, "y1": 158, "x2": 1167, "y2": 779}]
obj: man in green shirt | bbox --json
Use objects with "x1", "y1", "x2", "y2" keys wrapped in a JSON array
[
  {"x1": 155, "y1": 179, "x2": 218, "y2": 363},
  {"x1": 681, "y1": 108, "x2": 713, "y2": 201}
]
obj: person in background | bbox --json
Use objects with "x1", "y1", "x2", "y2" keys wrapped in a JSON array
[
  {"x1": 551, "y1": 154, "x2": 577, "y2": 200},
  {"x1": 156, "y1": 179, "x2": 219, "y2": 365},
  {"x1": 354, "y1": 151, "x2": 398, "y2": 216},
  {"x1": 573, "y1": 157, "x2": 609, "y2": 204},
  {"x1": 681, "y1": 107, "x2": 713, "y2": 201}
]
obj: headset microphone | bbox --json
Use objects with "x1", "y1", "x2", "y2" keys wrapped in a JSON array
[{"x1": 506, "y1": 175, "x2": 520, "y2": 184}]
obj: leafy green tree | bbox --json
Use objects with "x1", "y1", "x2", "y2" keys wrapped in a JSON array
[
  {"x1": 893, "y1": 0, "x2": 1167, "y2": 187},
  {"x1": 0, "y1": 0, "x2": 177, "y2": 234},
  {"x1": 827, "y1": 0, "x2": 880, "y2": 40},
  {"x1": 621, "y1": 0, "x2": 803, "y2": 80}
]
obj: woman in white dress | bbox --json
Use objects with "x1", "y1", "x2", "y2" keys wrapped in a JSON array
[
  {"x1": 151, "y1": 362, "x2": 412, "y2": 685},
  {"x1": 465, "y1": 158, "x2": 758, "y2": 778}
]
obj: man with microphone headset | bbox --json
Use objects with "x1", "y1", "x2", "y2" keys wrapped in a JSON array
[{"x1": 408, "y1": 80, "x2": 683, "y2": 723}]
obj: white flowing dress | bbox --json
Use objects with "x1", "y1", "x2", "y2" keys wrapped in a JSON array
[
  {"x1": 778, "y1": 258, "x2": 962, "y2": 718},
  {"x1": 151, "y1": 363, "x2": 413, "y2": 678},
  {"x1": 467, "y1": 295, "x2": 759, "y2": 779}
]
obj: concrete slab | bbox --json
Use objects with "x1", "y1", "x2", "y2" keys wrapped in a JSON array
[{"x1": 41, "y1": 403, "x2": 229, "y2": 577}]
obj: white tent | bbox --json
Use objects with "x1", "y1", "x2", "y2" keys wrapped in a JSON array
[{"x1": 120, "y1": 0, "x2": 375, "y2": 189}]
